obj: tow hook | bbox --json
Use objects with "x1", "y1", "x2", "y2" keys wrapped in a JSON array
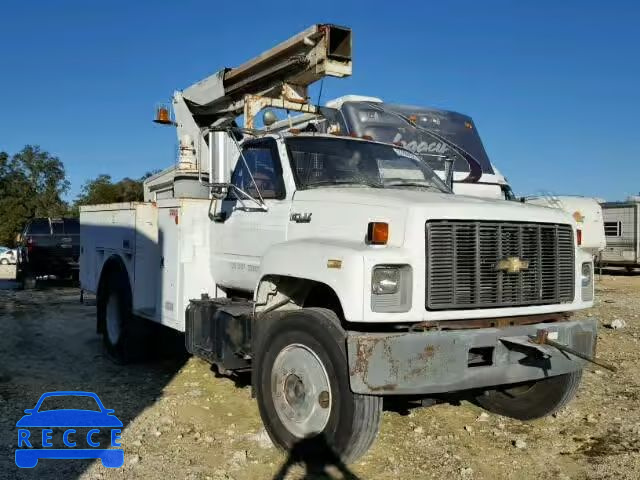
[{"x1": 532, "y1": 329, "x2": 617, "y2": 372}]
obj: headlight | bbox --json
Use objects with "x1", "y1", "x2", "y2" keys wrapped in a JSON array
[
  {"x1": 581, "y1": 262, "x2": 592, "y2": 288},
  {"x1": 581, "y1": 262, "x2": 594, "y2": 301},
  {"x1": 371, "y1": 265, "x2": 413, "y2": 313},
  {"x1": 372, "y1": 267, "x2": 400, "y2": 295}
]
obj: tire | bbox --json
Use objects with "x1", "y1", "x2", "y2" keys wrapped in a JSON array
[
  {"x1": 254, "y1": 308, "x2": 382, "y2": 463},
  {"x1": 98, "y1": 268, "x2": 142, "y2": 364},
  {"x1": 0, "y1": 259, "x2": 8, "y2": 265},
  {"x1": 21, "y1": 272, "x2": 37, "y2": 290},
  {"x1": 475, "y1": 370, "x2": 583, "y2": 420}
]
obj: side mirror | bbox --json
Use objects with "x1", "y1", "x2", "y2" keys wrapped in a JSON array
[
  {"x1": 208, "y1": 130, "x2": 237, "y2": 186},
  {"x1": 24, "y1": 409, "x2": 34, "y2": 414}
]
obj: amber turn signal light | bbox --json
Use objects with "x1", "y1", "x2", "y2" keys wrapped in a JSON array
[{"x1": 367, "y1": 222, "x2": 389, "y2": 245}]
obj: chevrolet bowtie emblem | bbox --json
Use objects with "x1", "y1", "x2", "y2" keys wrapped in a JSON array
[{"x1": 495, "y1": 257, "x2": 529, "y2": 274}]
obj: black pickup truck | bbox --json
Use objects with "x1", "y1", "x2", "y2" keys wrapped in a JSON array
[{"x1": 16, "y1": 217, "x2": 80, "y2": 288}]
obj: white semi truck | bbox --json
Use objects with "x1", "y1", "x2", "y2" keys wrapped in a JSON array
[{"x1": 81, "y1": 24, "x2": 599, "y2": 462}]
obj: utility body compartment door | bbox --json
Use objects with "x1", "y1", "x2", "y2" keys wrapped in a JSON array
[
  {"x1": 157, "y1": 203, "x2": 180, "y2": 325},
  {"x1": 133, "y1": 203, "x2": 159, "y2": 315},
  {"x1": 80, "y1": 203, "x2": 138, "y2": 294}
]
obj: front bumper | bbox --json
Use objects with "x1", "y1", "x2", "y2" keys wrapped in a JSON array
[{"x1": 347, "y1": 318, "x2": 598, "y2": 395}]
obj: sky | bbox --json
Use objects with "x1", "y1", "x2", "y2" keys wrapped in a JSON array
[{"x1": 0, "y1": 0, "x2": 638, "y2": 201}]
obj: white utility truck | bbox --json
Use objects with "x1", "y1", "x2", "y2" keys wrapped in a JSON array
[{"x1": 81, "y1": 24, "x2": 599, "y2": 462}]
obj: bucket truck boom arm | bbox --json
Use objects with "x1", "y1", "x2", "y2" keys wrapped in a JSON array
[
  {"x1": 176, "y1": 23, "x2": 351, "y2": 131},
  {"x1": 147, "y1": 24, "x2": 351, "y2": 200}
]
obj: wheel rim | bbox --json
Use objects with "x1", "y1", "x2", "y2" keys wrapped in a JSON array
[
  {"x1": 271, "y1": 343, "x2": 332, "y2": 438},
  {"x1": 106, "y1": 293, "x2": 121, "y2": 345}
]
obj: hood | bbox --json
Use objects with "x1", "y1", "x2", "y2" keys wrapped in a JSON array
[{"x1": 293, "y1": 187, "x2": 574, "y2": 225}]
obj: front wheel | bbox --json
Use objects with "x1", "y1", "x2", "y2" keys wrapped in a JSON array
[
  {"x1": 0, "y1": 259, "x2": 9, "y2": 265},
  {"x1": 475, "y1": 370, "x2": 583, "y2": 420},
  {"x1": 254, "y1": 308, "x2": 382, "y2": 463}
]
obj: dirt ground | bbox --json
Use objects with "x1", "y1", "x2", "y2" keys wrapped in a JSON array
[{"x1": 0, "y1": 265, "x2": 639, "y2": 480}]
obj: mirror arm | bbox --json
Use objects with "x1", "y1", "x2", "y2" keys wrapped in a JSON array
[
  {"x1": 443, "y1": 157, "x2": 455, "y2": 191},
  {"x1": 228, "y1": 184, "x2": 268, "y2": 211},
  {"x1": 227, "y1": 131, "x2": 267, "y2": 207}
]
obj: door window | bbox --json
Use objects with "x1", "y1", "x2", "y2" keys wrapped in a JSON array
[
  {"x1": 604, "y1": 221, "x2": 622, "y2": 237},
  {"x1": 51, "y1": 220, "x2": 64, "y2": 234},
  {"x1": 230, "y1": 140, "x2": 285, "y2": 200}
]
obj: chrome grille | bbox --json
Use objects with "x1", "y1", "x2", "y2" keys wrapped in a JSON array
[{"x1": 426, "y1": 221, "x2": 574, "y2": 310}]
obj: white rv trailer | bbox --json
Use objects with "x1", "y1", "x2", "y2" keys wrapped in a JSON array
[
  {"x1": 80, "y1": 24, "x2": 599, "y2": 462},
  {"x1": 599, "y1": 196, "x2": 640, "y2": 271},
  {"x1": 526, "y1": 195, "x2": 606, "y2": 257}
]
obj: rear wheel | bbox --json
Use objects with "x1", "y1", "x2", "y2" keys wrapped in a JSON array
[
  {"x1": 20, "y1": 270, "x2": 37, "y2": 290},
  {"x1": 254, "y1": 308, "x2": 382, "y2": 463},
  {"x1": 0, "y1": 259, "x2": 9, "y2": 265},
  {"x1": 99, "y1": 268, "x2": 143, "y2": 364},
  {"x1": 475, "y1": 370, "x2": 583, "y2": 420}
]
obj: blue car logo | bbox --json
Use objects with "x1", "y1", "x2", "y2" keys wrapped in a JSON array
[{"x1": 15, "y1": 391, "x2": 124, "y2": 468}]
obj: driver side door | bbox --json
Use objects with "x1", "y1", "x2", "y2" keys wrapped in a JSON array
[{"x1": 215, "y1": 138, "x2": 291, "y2": 292}]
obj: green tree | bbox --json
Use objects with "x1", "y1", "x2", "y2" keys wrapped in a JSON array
[
  {"x1": 0, "y1": 146, "x2": 69, "y2": 247},
  {"x1": 73, "y1": 171, "x2": 159, "y2": 214}
]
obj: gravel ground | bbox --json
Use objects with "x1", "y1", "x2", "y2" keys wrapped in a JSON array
[{"x1": 0, "y1": 268, "x2": 639, "y2": 480}]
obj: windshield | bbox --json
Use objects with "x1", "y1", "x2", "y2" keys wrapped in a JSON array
[
  {"x1": 339, "y1": 102, "x2": 493, "y2": 182},
  {"x1": 286, "y1": 137, "x2": 451, "y2": 192}
]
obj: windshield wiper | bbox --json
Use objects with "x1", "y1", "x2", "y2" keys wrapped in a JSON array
[
  {"x1": 305, "y1": 179, "x2": 382, "y2": 189},
  {"x1": 384, "y1": 180, "x2": 439, "y2": 189}
]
